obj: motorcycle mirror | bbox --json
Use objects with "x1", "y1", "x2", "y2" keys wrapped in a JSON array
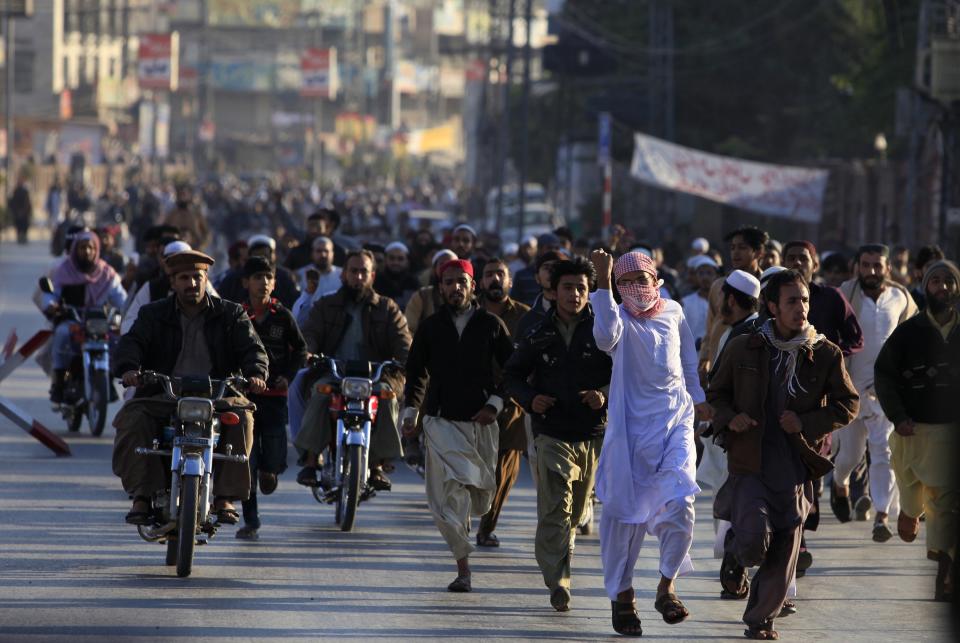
[
  {"x1": 219, "y1": 412, "x2": 241, "y2": 425},
  {"x1": 38, "y1": 277, "x2": 54, "y2": 294}
]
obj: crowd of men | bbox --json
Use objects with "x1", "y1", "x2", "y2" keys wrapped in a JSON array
[{"x1": 33, "y1": 179, "x2": 959, "y2": 639}]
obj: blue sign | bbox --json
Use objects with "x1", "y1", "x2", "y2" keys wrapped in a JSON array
[{"x1": 597, "y1": 112, "x2": 611, "y2": 165}]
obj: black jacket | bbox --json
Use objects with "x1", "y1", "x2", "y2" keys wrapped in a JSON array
[
  {"x1": 875, "y1": 311, "x2": 960, "y2": 426},
  {"x1": 404, "y1": 305, "x2": 514, "y2": 422},
  {"x1": 114, "y1": 295, "x2": 269, "y2": 397},
  {"x1": 515, "y1": 293, "x2": 552, "y2": 340},
  {"x1": 242, "y1": 298, "x2": 308, "y2": 386},
  {"x1": 505, "y1": 306, "x2": 612, "y2": 442}
]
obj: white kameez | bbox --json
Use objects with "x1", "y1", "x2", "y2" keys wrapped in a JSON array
[{"x1": 590, "y1": 290, "x2": 704, "y2": 590}]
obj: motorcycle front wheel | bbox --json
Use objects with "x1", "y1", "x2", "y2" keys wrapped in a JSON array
[
  {"x1": 338, "y1": 444, "x2": 363, "y2": 532},
  {"x1": 87, "y1": 368, "x2": 109, "y2": 437},
  {"x1": 176, "y1": 475, "x2": 199, "y2": 577}
]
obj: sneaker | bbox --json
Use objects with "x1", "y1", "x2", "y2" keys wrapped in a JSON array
[
  {"x1": 873, "y1": 520, "x2": 893, "y2": 543},
  {"x1": 854, "y1": 496, "x2": 873, "y2": 521},
  {"x1": 236, "y1": 525, "x2": 259, "y2": 540},
  {"x1": 258, "y1": 471, "x2": 278, "y2": 495}
]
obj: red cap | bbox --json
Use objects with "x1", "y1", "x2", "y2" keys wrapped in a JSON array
[{"x1": 438, "y1": 259, "x2": 474, "y2": 279}]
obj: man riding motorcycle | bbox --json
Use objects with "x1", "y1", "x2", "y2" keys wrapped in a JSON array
[
  {"x1": 42, "y1": 230, "x2": 128, "y2": 406},
  {"x1": 111, "y1": 250, "x2": 269, "y2": 525},
  {"x1": 288, "y1": 249, "x2": 411, "y2": 490}
]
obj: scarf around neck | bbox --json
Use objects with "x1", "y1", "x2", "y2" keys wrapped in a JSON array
[{"x1": 758, "y1": 318, "x2": 825, "y2": 397}]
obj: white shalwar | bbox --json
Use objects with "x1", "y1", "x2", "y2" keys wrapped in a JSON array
[
  {"x1": 834, "y1": 287, "x2": 911, "y2": 516},
  {"x1": 590, "y1": 290, "x2": 704, "y2": 600}
]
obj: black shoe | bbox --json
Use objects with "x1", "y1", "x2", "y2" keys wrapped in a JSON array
[
  {"x1": 551, "y1": 586, "x2": 571, "y2": 612},
  {"x1": 368, "y1": 468, "x2": 392, "y2": 491},
  {"x1": 258, "y1": 471, "x2": 278, "y2": 495},
  {"x1": 854, "y1": 495, "x2": 873, "y2": 521},
  {"x1": 49, "y1": 369, "x2": 66, "y2": 405},
  {"x1": 830, "y1": 484, "x2": 852, "y2": 523}
]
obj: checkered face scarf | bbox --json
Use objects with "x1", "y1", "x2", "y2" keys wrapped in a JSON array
[{"x1": 614, "y1": 252, "x2": 665, "y2": 319}]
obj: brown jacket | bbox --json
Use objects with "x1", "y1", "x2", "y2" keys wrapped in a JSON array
[
  {"x1": 707, "y1": 332, "x2": 859, "y2": 479},
  {"x1": 301, "y1": 288, "x2": 412, "y2": 390}
]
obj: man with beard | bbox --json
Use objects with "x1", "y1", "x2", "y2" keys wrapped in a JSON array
[
  {"x1": 401, "y1": 259, "x2": 515, "y2": 592},
  {"x1": 833, "y1": 245, "x2": 917, "y2": 537},
  {"x1": 291, "y1": 236, "x2": 343, "y2": 324},
  {"x1": 475, "y1": 258, "x2": 530, "y2": 548},
  {"x1": 875, "y1": 260, "x2": 960, "y2": 601},
  {"x1": 710, "y1": 270, "x2": 858, "y2": 640},
  {"x1": 112, "y1": 250, "x2": 268, "y2": 526},
  {"x1": 700, "y1": 227, "x2": 768, "y2": 375},
  {"x1": 374, "y1": 242, "x2": 421, "y2": 309},
  {"x1": 405, "y1": 249, "x2": 458, "y2": 335},
  {"x1": 289, "y1": 250, "x2": 410, "y2": 491},
  {"x1": 43, "y1": 231, "x2": 128, "y2": 405},
  {"x1": 450, "y1": 224, "x2": 478, "y2": 260}
]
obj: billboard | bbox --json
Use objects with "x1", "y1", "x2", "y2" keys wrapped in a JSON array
[
  {"x1": 138, "y1": 33, "x2": 179, "y2": 91},
  {"x1": 301, "y1": 48, "x2": 338, "y2": 98},
  {"x1": 209, "y1": 0, "x2": 302, "y2": 28}
]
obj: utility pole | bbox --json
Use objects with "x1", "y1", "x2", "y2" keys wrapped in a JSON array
[
  {"x1": 516, "y1": 0, "x2": 532, "y2": 240},
  {"x1": 4, "y1": 14, "x2": 13, "y2": 202},
  {"x1": 494, "y1": 0, "x2": 515, "y2": 234}
]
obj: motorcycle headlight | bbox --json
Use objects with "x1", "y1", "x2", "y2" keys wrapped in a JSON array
[
  {"x1": 85, "y1": 318, "x2": 109, "y2": 335},
  {"x1": 177, "y1": 398, "x2": 213, "y2": 423},
  {"x1": 341, "y1": 378, "x2": 372, "y2": 399}
]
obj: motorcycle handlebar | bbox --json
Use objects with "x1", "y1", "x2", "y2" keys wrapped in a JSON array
[
  {"x1": 307, "y1": 355, "x2": 403, "y2": 383},
  {"x1": 139, "y1": 371, "x2": 249, "y2": 400}
]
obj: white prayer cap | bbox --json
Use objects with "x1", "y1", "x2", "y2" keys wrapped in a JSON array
[
  {"x1": 725, "y1": 269, "x2": 761, "y2": 299},
  {"x1": 432, "y1": 249, "x2": 458, "y2": 266},
  {"x1": 162, "y1": 240, "x2": 191, "y2": 257},
  {"x1": 760, "y1": 265, "x2": 787, "y2": 285},
  {"x1": 452, "y1": 224, "x2": 478, "y2": 238},
  {"x1": 248, "y1": 234, "x2": 276, "y2": 251},
  {"x1": 687, "y1": 254, "x2": 718, "y2": 270},
  {"x1": 385, "y1": 241, "x2": 409, "y2": 255},
  {"x1": 691, "y1": 237, "x2": 710, "y2": 253},
  {"x1": 521, "y1": 234, "x2": 537, "y2": 246},
  {"x1": 503, "y1": 242, "x2": 519, "y2": 256}
]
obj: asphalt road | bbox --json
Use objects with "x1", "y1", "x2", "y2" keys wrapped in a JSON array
[{"x1": 0, "y1": 237, "x2": 952, "y2": 641}]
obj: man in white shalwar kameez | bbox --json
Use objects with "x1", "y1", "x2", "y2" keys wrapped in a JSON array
[{"x1": 589, "y1": 250, "x2": 713, "y2": 637}]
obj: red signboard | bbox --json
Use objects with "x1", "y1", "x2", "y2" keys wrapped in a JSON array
[
  {"x1": 138, "y1": 33, "x2": 179, "y2": 91},
  {"x1": 301, "y1": 47, "x2": 337, "y2": 98}
]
